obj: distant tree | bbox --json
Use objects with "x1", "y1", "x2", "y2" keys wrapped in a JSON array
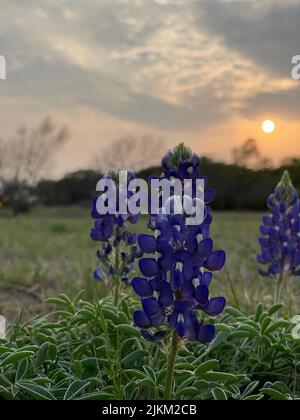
[
  {"x1": 232, "y1": 138, "x2": 260, "y2": 168},
  {"x1": 280, "y1": 157, "x2": 300, "y2": 167},
  {"x1": 98, "y1": 135, "x2": 166, "y2": 173},
  {"x1": 232, "y1": 138, "x2": 273, "y2": 170},
  {"x1": 0, "y1": 118, "x2": 68, "y2": 215},
  {"x1": 37, "y1": 170, "x2": 101, "y2": 206}
]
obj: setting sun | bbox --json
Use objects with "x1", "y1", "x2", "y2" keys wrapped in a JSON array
[{"x1": 262, "y1": 119, "x2": 276, "y2": 134}]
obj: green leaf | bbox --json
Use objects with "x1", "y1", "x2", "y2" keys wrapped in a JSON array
[
  {"x1": 48, "y1": 343, "x2": 58, "y2": 361},
  {"x1": 271, "y1": 381, "x2": 292, "y2": 395},
  {"x1": 200, "y1": 371, "x2": 238, "y2": 384},
  {"x1": 264, "y1": 321, "x2": 288, "y2": 335},
  {"x1": 0, "y1": 346, "x2": 10, "y2": 355},
  {"x1": 75, "y1": 392, "x2": 115, "y2": 400},
  {"x1": 195, "y1": 359, "x2": 219, "y2": 375},
  {"x1": 125, "y1": 369, "x2": 147, "y2": 380},
  {"x1": 225, "y1": 306, "x2": 244, "y2": 317},
  {"x1": 102, "y1": 309, "x2": 123, "y2": 325},
  {"x1": 243, "y1": 394, "x2": 264, "y2": 401},
  {"x1": 120, "y1": 338, "x2": 138, "y2": 359},
  {"x1": 74, "y1": 360, "x2": 84, "y2": 379},
  {"x1": 64, "y1": 380, "x2": 90, "y2": 400},
  {"x1": 18, "y1": 381, "x2": 56, "y2": 400},
  {"x1": 212, "y1": 387, "x2": 228, "y2": 400},
  {"x1": 122, "y1": 350, "x2": 148, "y2": 366},
  {"x1": 254, "y1": 303, "x2": 263, "y2": 322},
  {"x1": 268, "y1": 304, "x2": 283, "y2": 317},
  {"x1": 175, "y1": 386, "x2": 198, "y2": 399},
  {"x1": 242, "y1": 380, "x2": 259, "y2": 398},
  {"x1": 0, "y1": 351, "x2": 34, "y2": 367},
  {"x1": 15, "y1": 359, "x2": 29, "y2": 381},
  {"x1": 0, "y1": 373, "x2": 12, "y2": 387},
  {"x1": 229, "y1": 331, "x2": 251, "y2": 339},
  {"x1": 115, "y1": 324, "x2": 140, "y2": 338},
  {"x1": 261, "y1": 388, "x2": 290, "y2": 400},
  {"x1": 238, "y1": 324, "x2": 259, "y2": 336},
  {"x1": 260, "y1": 316, "x2": 272, "y2": 333},
  {"x1": 34, "y1": 342, "x2": 49, "y2": 367}
]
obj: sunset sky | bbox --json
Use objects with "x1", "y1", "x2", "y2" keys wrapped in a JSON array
[{"x1": 1, "y1": 0, "x2": 300, "y2": 177}]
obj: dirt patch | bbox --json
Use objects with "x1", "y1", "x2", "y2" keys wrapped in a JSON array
[{"x1": 0, "y1": 284, "x2": 45, "y2": 321}]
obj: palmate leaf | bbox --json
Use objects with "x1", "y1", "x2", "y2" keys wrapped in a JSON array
[
  {"x1": 212, "y1": 387, "x2": 228, "y2": 400},
  {"x1": 15, "y1": 359, "x2": 29, "y2": 381},
  {"x1": 195, "y1": 359, "x2": 219, "y2": 375},
  {"x1": 115, "y1": 324, "x2": 140, "y2": 338},
  {"x1": 199, "y1": 371, "x2": 238, "y2": 384},
  {"x1": 0, "y1": 351, "x2": 34, "y2": 367},
  {"x1": 63, "y1": 380, "x2": 90, "y2": 400},
  {"x1": 122, "y1": 350, "x2": 148, "y2": 366},
  {"x1": 75, "y1": 392, "x2": 115, "y2": 400},
  {"x1": 261, "y1": 388, "x2": 291, "y2": 400},
  {"x1": 17, "y1": 381, "x2": 56, "y2": 400}
]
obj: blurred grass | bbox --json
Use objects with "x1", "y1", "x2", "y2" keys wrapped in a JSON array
[{"x1": 0, "y1": 207, "x2": 298, "y2": 318}]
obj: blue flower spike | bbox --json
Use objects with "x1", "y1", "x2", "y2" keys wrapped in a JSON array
[
  {"x1": 257, "y1": 170, "x2": 300, "y2": 302},
  {"x1": 132, "y1": 144, "x2": 226, "y2": 347},
  {"x1": 91, "y1": 170, "x2": 140, "y2": 304}
]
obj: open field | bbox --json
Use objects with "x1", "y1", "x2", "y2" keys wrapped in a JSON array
[{"x1": 0, "y1": 207, "x2": 299, "y2": 319}]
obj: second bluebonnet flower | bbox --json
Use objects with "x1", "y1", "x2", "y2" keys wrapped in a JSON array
[
  {"x1": 91, "y1": 170, "x2": 141, "y2": 288},
  {"x1": 257, "y1": 170, "x2": 300, "y2": 278}
]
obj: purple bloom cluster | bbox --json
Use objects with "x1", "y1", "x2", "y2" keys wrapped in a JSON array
[
  {"x1": 91, "y1": 170, "x2": 140, "y2": 283},
  {"x1": 132, "y1": 144, "x2": 226, "y2": 344},
  {"x1": 257, "y1": 170, "x2": 300, "y2": 277}
]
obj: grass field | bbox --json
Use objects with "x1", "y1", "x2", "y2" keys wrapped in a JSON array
[{"x1": 0, "y1": 207, "x2": 298, "y2": 319}]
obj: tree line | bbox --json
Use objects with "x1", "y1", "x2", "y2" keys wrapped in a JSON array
[{"x1": 1, "y1": 120, "x2": 299, "y2": 213}]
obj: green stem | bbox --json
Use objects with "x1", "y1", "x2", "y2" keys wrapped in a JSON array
[
  {"x1": 114, "y1": 245, "x2": 120, "y2": 307},
  {"x1": 164, "y1": 331, "x2": 179, "y2": 400},
  {"x1": 274, "y1": 272, "x2": 284, "y2": 305}
]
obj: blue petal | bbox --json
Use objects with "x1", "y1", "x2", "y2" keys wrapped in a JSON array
[
  {"x1": 262, "y1": 215, "x2": 272, "y2": 226},
  {"x1": 142, "y1": 297, "x2": 161, "y2": 318},
  {"x1": 150, "y1": 309, "x2": 166, "y2": 327},
  {"x1": 204, "y1": 250, "x2": 226, "y2": 272},
  {"x1": 183, "y1": 311, "x2": 198, "y2": 341},
  {"x1": 171, "y1": 269, "x2": 184, "y2": 290},
  {"x1": 194, "y1": 285, "x2": 209, "y2": 306},
  {"x1": 201, "y1": 272, "x2": 212, "y2": 287},
  {"x1": 134, "y1": 310, "x2": 151, "y2": 328},
  {"x1": 132, "y1": 277, "x2": 153, "y2": 297},
  {"x1": 140, "y1": 330, "x2": 166, "y2": 342},
  {"x1": 197, "y1": 238, "x2": 213, "y2": 258},
  {"x1": 158, "y1": 281, "x2": 174, "y2": 307},
  {"x1": 176, "y1": 319, "x2": 185, "y2": 337},
  {"x1": 138, "y1": 234, "x2": 157, "y2": 253},
  {"x1": 204, "y1": 189, "x2": 216, "y2": 204},
  {"x1": 203, "y1": 297, "x2": 226, "y2": 316},
  {"x1": 139, "y1": 258, "x2": 160, "y2": 277},
  {"x1": 93, "y1": 268, "x2": 102, "y2": 281},
  {"x1": 294, "y1": 251, "x2": 300, "y2": 266},
  {"x1": 197, "y1": 324, "x2": 215, "y2": 344},
  {"x1": 168, "y1": 310, "x2": 178, "y2": 330}
]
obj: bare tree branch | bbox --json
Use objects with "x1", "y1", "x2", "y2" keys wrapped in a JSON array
[
  {"x1": 98, "y1": 135, "x2": 166, "y2": 173},
  {"x1": 0, "y1": 117, "x2": 68, "y2": 214}
]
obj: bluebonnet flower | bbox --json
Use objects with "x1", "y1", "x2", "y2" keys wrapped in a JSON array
[
  {"x1": 132, "y1": 144, "x2": 226, "y2": 345},
  {"x1": 257, "y1": 170, "x2": 300, "y2": 278},
  {"x1": 91, "y1": 170, "x2": 140, "y2": 285}
]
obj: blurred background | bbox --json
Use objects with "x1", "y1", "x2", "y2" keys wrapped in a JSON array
[{"x1": 0, "y1": 0, "x2": 299, "y2": 318}]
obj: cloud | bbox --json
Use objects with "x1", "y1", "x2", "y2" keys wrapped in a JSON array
[
  {"x1": 1, "y1": 0, "x2": 300, "y2": 174},
  {"x1": 239, "y1": 83, "x2": 300, "y2": 119},
  {"x1": 193, "y1": 0, "x2": 300, "y2": 78}
]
